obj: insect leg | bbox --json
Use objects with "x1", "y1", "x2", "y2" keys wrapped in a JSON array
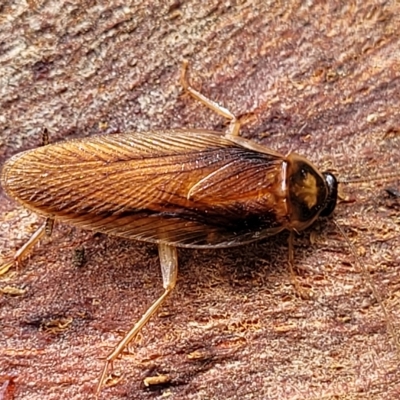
[
  {"x1": 0, "y1": 218, "x2": 54, "y2": 274},
  {"x1": 42, "y1": 127, "x2": 49, "y2": 146},
  {"x1": 96, "y1": 243, "x2": 178, "y2": 394},
  {"x1": 180, "y1": 60, "x2": 241, "y2": 137},
  {"x1": 1, "y1": 128, "x2": 54, "y2": 274},
  {"x1": 288, "y1": 231, "x2": 310, "y2": 299}
]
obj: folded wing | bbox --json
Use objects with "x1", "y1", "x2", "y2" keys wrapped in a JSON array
[{"x1": 2, "y1": 130, "x2": 287, "y2": 247}]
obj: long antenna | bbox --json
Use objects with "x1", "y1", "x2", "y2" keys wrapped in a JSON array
[
  {"x1": 338, "y1": 171, "x2": 400, "y2": 184},
  {"x1": 333, "y1": 219, "x2": 400, "y2": 359}
]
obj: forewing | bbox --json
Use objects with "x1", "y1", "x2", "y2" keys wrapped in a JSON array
[{"x1": 2, "y1": 130, "x2": 286, "y2": 247}]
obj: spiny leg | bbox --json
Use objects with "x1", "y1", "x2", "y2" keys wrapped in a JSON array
[
  {"x1": 288, "y1": 231, "x2": 310, "y2": 299},
  {"x1": 42, "y1": 127, "x2": 49, "y2": 146},
  {"x1": 1, "y1": 219, "x2": 52, "y2": 274},
  {"x1": 1, "y1": 128, "x2": 54, "y2": 273},
  {"x1": 96, "y1": 243, "x2": 178, "y2": 395},
  {"x1": 180, "y1": 60, "x2": 241, "y2": 137}
]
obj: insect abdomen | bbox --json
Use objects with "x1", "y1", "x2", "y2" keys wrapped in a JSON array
[{"x1": 1, "y1": 131, "x2": 291, "y2": 248}]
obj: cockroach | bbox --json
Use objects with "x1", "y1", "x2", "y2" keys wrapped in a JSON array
[{"x1": 1, "y1": 61, "x2": 398, "y2": 395}]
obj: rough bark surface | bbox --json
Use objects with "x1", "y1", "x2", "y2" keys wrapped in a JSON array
[{"x1": 0, "y1": 1, "x2": 399, "y2": 400}]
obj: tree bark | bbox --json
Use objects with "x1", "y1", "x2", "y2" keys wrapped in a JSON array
[{"x1": 1, "y1": 1, "x2": 399, "y2": 399}]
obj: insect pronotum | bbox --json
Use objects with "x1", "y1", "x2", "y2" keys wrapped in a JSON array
[{"x1": 1, "y1": 61, "x2": 398, "y2": 395}]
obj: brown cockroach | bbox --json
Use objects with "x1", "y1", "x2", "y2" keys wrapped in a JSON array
[{"x1": 1, "y1": 61, "x2": 398, "y2": 395}]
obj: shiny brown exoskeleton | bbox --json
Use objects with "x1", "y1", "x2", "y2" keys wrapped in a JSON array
[
  {"x1": 1, "y1": 61, "x2": 338, "y2": 394},
  {"x1": 2, "y1": 131, "x2": 337, "y2": 246}
]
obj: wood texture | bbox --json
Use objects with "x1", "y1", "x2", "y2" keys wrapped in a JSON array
[{"x1": 1, "y1": 1, "x2": 399, "y2": 399}]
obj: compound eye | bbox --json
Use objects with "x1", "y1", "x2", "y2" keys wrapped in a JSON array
[{"x1": 320, "y1": 172, "x2": 338, "y2": 217}]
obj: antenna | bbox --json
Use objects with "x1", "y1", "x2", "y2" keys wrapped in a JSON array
[{"x1": 333, "y1": 219, "x2": 400, "y2": 359}]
